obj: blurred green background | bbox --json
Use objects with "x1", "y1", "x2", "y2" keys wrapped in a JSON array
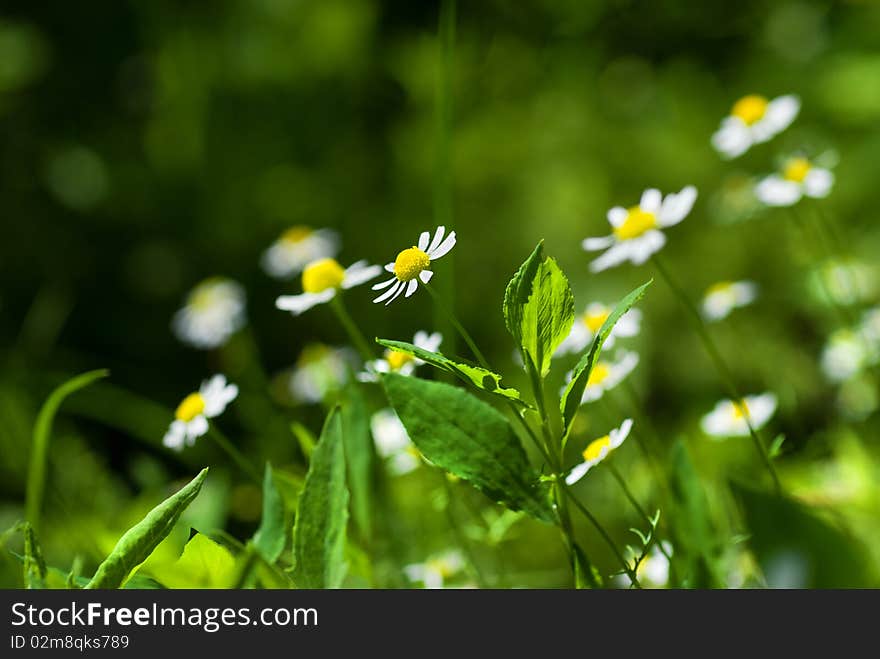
[{"x1": 2, "y1": 0, "x2": 879, "y2": 588}]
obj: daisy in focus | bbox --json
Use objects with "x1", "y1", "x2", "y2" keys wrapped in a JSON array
[
  {"x1": 564, "y1": 349, "x2": 639, "y2": 404},
  {"x1": 701, "y1": 280, "x2": 759, "y2": 322},
  {"x1": 371, "y1": 408, "x2": 421, "y2": 476},
  {"x1": 261, "y1": 226, "x2": 339, "y2": 279},
  {"x1": 163, "y1": 375, "x2": 238, "y2": 450},
  {"x1": 288, "y1": 344, "x2": 355, "y2": 404},
  {"x1": 565, "y1": 418, "x2": 633, "y2": 485},
  {"x1": 372, "y1": 226, "x2": 456, "y2": 305},
  {"x1": 359, "y1": 331, "x2": 442, "y2": 382},
  {"x1": 755, "y1": 156, "x2": 834, "y2": 207},
  {"x1": 172, "y1": 278, "x2": 246, "y2": 349},
  {"x1": 711, "y1": 94, "x2": 800, "y2": 159},
  {"x1": 615, "y1": 542, "x2": 673, "y2": 589},
  {"x1": 555, "y1": 302, "x2": 641, "y2": 357},
  {"x1": 275, "y1": 258, "x2": 381, "y2": 316},
  {"x1": 582, "y1": 186, "x2": 697, "y2": 273},
  {"x1": 700, "y1": 393, "x2": 777, "y2": 438},
  {"x1": 404, "y1": 550, "x2": 465, "y2": 589}
]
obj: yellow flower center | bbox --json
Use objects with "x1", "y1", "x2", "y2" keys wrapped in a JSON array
[
  {"x1": 583, "y1": 435, "x2": 611, "y2": 461},
  {"x1": 583, "y1": 308, "x2": 610, "y2": 333},
  {"x1": 613, "y1": 206, "x2": 657, "y2": 241},
  {"x1": 426, "y1": 558, "x2": 457, "y2": 578},
  {"x1": 783, "y1": 158, "x2": 811, "y2": 183},
  {"x1": 394, "y1": 247, "x2": 431, "y2": 282},
  {"x1": 731, "y1": 94, "x2": 768, "y2": 125},
  {"x1": 706, "y1": 281, "x2": 734, "y2": 297},
  {"x1": 302, "y1": 258, "x2": 345, "y2": 293},
  {"x1": 385, "y1": 349, "x2": 415, "y2": 371},
  {"x1": 175, "y1": 392, "x2": 205, "y2": 422},
  {"x1": 281, "y1": 226, "x2": 312, "y2": 244},
  {"x1": 731, "y1": 400, "x2": 751, "y2": 420},
  {"x1": 587, "y1": 362, "x2": 611, "y2": 387}
]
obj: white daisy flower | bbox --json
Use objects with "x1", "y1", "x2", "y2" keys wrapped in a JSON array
[
  {"x1": 288, "y1": 344, "x2": 355, "y2": 404},
  {"x1": 862, "y1": 307, "x2": 880, "y2": 345},
  {"x1": 163, "y1": 374, "x2": 238, "y2": 450},
  {"x1": 563, "y1": 350, "x2": 639, "y2": 404},
  {"x1": 370, "y1": 408, "x2": 420, "y2": 476},
  {"x1": 755, "y1": 156, "x2": 834, "y2": 207},
  {"x1": 555, "y1": 303, "x2": 641, "y2": 357},
  {"x1": 700, "y1": 393, "x2": 777, "y2": 438},
  {"x1": 359, "y1": 331, "x2": 442, "y2": 382},
  {"x1": 701, "y1": 280, "x2": 759, "y2": 322},
  {"x1": 261, "y1": 226, "x2": 339, "y2": 279},
  {"x1": 582, "y1": 187, "x2": 697, "y2": 273},
  {"x1": 372, "y1": 226, "x2": 456, "y2": 305},
  {"x1": 615, "y1": 542, "x2": 673, "y2": 589},
  {"x1": 275, "y1": 258, "x2": 382, "y2": 316},
  {"x1": 565, "y1": 418, "x2": 633, "y2": 485},
  {"x1": 404, "y1": 550, "x2": 465, "y2": 589},
  {"x1": 711, "y1": 94, "x2": 800, "y2": 159},
  {"x1": 172, "y1": 278, "x2": 246, "y2": 349},
  {"x1": 820, "y1": 328, "x2": 876, "y2": 384}
]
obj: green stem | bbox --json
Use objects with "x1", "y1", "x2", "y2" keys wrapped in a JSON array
[
  {"x1": 207, "y1": 428, "x2": 261, "y2": 484},
  {"x1": 562, "y1": 486, "x2": 641, "y2": 588},
  {"x1": 423, "y1": 282, "x2": 489, "y2": 368},
  {"x1": 606, "y1": 462, "x2": 672, "y2": 564},
  {"x1": 329, "y1": 295, "x2": 374, "y2": 363},
  {"x1": 651, "y1": 254, "x2": 781, "y2": 494}
]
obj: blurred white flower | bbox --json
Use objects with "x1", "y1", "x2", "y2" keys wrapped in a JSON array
[
  {"x1": 172, "y1": 278, "x2": 246, "y2": 349},
  {"x1": 813, "y1": 260, "x2": 879, "y2": 306},
  {"x1": 565, "y1": 418, "x2": 633, "y2": 485},
  {"x1": 289, "y1": 344, "x2": 355, "y2": 404},
  {"x1": 404, "y1": 550, "x2": 465, "y2": 589},
  {"x1": 615, "y1": 541, "x2": 673, "y2": 589},
  {"x1": 555, "y1": 303, "x2": 641, "y2": 356},
  {"x1": 712, "y1": 94, "x2": 800, "y2": 159},
  {"x1": 163, "y1": 375, "x2": 238, "y2": 450},
  {"x1": 261, "y1": 226, "x2": 339, "y2": 279},
  {"x1": 370, "y1": 408, "x2": 420, "y2": 475},
  {"x1": 755, "y1": 156, "x2": 834, "y2": 206},
  {"x1": 563, "y1": 350, "x2": 639, "y2": 404},
  {"x1": 276, "y1": 258, "x2": 381, "y2": 316},
  {"x1": 820, "y1": 328, "x2": 874, "y2": 383},
  {"x1": 701, "y1": 280, "x2": 759, "y2": 321},
  {"x1": 700, "y1": 393, "x2": 777, "y2": 438},
  {"x1": 582, "y1": 187, "x2": 697, "y2": 272},
  {"x1": 359, "y1": 331, "x2": 442, "y2": 382},
  {"x1": 372, "y1": 226, "x2": 456, "y2": 305}
]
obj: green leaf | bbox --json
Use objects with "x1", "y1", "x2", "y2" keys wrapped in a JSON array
[
  {"x1": 252, "y1": 463, "x2": 286, "y2": 564},
  {"x1": 292, "y1": 408, "x2": 349, "y2": 589},
  {"x1": 376, "y1": 339, "x2": 532, "y2": 408},
  {"x1": 733, "y1": 483, "x2": 876, "y2": 588},
  {"x1": 23, "y1": 523, "x2": 47, "y2": 589},
  {"x1": 292, "y1": 422, "x2": 316, "y2": 461},
  {"x1": 160, "y1": 533, "x2": 237, "y2": 589},
  {"x1": 85, "y1": 468, "x2": 209, "y2": 589},
  {"x1": 383, "y1": 374, "x2": 553, "y2": 522},
  {"x1": 667, "y1": 441, "x2": 723, "y2": 588},
  {"x1": 26, "y1": 369, "x2": 110, "y2": 533},
  {"x1": 340, "y1": 383, "x2": 374, "y2": 543},
  {"x1": 559, "y1": 281, "x2": 651, "y2": 436},
  {"x1": 503, "y1": 241, "x2": 575, "y2": 377}
]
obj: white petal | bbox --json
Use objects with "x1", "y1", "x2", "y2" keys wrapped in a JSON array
[
  {"x1": 582, "y1": 235, "x2": 614, "y2": 251},
  {"x1": 186, "y1": 415, "x2": 209, "y2": 440},
  {"x1": 555, "y1": 323, "x2": 590, "y2": 357},
  {"x1": 372, "y1": 277, "x2": 398, "y2": 291},
  {"x1": 428, "y1": 226, "x2": 446, "y2": 253},
  {"x1": 428, "y1": 231, "x2": 456, "y2": 260},
  {"x1": 565, "y1": 462, "x2": 592, "y2": 485},
  {"x1": 163, "y1": 421, "x2": 187, "y2": 451},
  {"x1": 607, "y1": 207, "x2": 628, "y2": 228},
  {"x1": 755, "y1": 176, "x2": 802, "y2": 207},
  {"x1": 658, "y1": 185, "x2": 697, "y2": 227},
  {"x1": 343, "y1": 261, "x2": 383, "y2": 289},
  {"x1": 418, "y1": 231, "x2": 431, "y2": 251},
  {"x1": 589, "y1": 243, "x2": 633, "y2": 273},
  {"x1": 640, "y1": 189, "x2": 662, "y2": 214},
  {"x1": 384, "y1": 262, "x2": 396, "y2": 273},
  {"x1": 712, "y1": 118, "x2": 752, "y2": 159},
  {"x1": 744, "y1": 393, "x2": 778, "y2": 429},
  {"x1": 404, "y1": 279, "x2": 419, "y2": 297},
  {"x1": 754, "y1": 95, "x2": 800, "y2": 141},
  {"x1": 803, "y1": 168, "x2": 834, "y2": 198},
  {"x1": 373, "y1": 280, "x2": 403, "y2": 304},
  {"x1": 419, "y1": 270, "x2": 434, "y2": 284},
  {"x1": 276, "y1": 290, "x2": 335, "y2": 315},
  {"x1": 611, "y1": 418, "x2": 634, "y2": 448},
  {"x1": 628, "y1": 231, "x2": 666, "y2": 265}
]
